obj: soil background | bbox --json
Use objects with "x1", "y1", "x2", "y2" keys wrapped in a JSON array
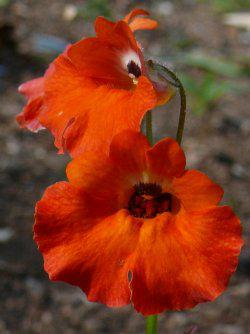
[{"x1": 0, "y1": 0, "x2": 249, "y2": 333}]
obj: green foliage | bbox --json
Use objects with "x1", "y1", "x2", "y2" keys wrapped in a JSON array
[
  {"x1": 0, "y1": 0, "x2": 10, "y2": 7},
  {"x1": 180, "y1": 73, "x2": 237, "y2": 115},
  {"x1": 79, "y1": 0, "x2": 112, "y2": 21},
  {"x1": 198, "y1": 0, "x2": 250, "y2": 13},
  {"x1": 182, "y1": 53, "x2": 242, "y2": 77},
  {"x1": 178, "y1": 53, "x2": 245, "y2": 115}
]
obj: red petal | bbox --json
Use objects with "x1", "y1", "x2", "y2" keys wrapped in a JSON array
[
  {"x1": 173, "y1": 170, "x2": 224, "y2": 211},
  {"x1": 16, "y1": 97, "x2": 44, "y2": 132},
  {"x1": 43, "y1": 54, "x2": 157, "y2": 156},
  {"x1": 34, "y1": 182, "x2": 140, "y2": 307},
  {"x1": 147, "y1": 137, "x2": 186, "y2": 179},
  {"x1": 131, "y1": 207, "x2": 243, "y2": 315},
  {"x1": 124, "y1": 9, "x2": 150, "y2": 22},
  {"x1": 109, "y1": 130, "x2": 150, "y2": 175},
  {"x1": 17, "y1": 77, "x2": 45, "y2": 132}
]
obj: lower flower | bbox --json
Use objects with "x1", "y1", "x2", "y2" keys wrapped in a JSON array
[{"x1": 34, "y1": 131, "x2": 243, "y2": 315}]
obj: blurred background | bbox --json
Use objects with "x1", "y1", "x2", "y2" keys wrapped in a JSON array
[{"x1": 0, "y1": 0, "x2": 249, "y2": 333}]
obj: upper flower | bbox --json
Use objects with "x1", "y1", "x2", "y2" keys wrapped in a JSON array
[
  {"x1": 17, "y1": 9, "x2": 174, "y2": 157},
  {"x1": 34, "y1": 131, "x2": 243, "y2": 315}
]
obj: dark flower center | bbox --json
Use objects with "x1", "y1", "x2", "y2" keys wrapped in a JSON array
[
  {"x1": 128, "y1": 182, "x2": 172, "y2": 218},
  {"x1": 127, "y1": 60, "x2": 142, "y2": 78}
]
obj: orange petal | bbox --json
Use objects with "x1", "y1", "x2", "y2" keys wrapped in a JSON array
[
  {"x1": 124, "y1": 9, "x2": 150, "y2": 23},
  {"x1": 43, "y1": 54, "x2": 157, "y2": 157},
  {"x1": 129, "y1": 18, "x2": 158, "y2": 32},
  {"x1": 147, "y1": 137, "x2": 186, "y2": 179},
  {"x1": 66, "y1": 151, "x2": 129, "y2": 212},
  {"x1": 131, "y1": 207, "x2": 243, "y2": 315},
  {"x1": 94, "y1": 16, "x2": 115, "y2": 37},
  {"x1": 109, "y1": 130, "x2": 150, "y2": 175},
  {"x1": 124, "y1": 8, "x2": 158, "y2": 32},
  {"x1": 173, "y1": 170, "x2": 224, "y2": 211},
  {"x1": 66, "y1": 37, "x2": 132, "y2": 87},
  {"x1": 34, "y1": 182, "x2": 140, "y2": 307}
]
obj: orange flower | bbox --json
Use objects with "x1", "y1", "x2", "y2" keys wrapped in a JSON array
[
  {"x1": 17, "y1": 9, "x2": 174, "y2": 157},
  {"x1": 34, "y1": 131, "x2": 243, "y2": 315}
]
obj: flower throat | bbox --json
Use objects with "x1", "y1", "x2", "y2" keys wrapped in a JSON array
[{"x1": 128, "y1": 182, "x2": 172, "y2": 218}]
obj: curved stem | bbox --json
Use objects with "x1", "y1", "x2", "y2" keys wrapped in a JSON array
[
  {"x1": 159, "y1": 66, "x2": 187, "y2": 145},
  {"x1": 146, "y1": 315, "x2": 158, "y2": 334},
  {"x1": 145, "y1": 110, "x2": 153, "y2": 145},
  {"x1": 147, "y1": 60, "x2": 187, "y2": 145}
]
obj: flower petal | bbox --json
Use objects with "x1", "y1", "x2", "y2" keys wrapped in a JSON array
[
  {"x1": 66, "y1": 37, "x2": 132, "y2": 88},
  {"x1": 17, "y1": 77, "x2": 45, "y2": 132},
  {"x1": 124, "y1": 9, "x2": 150, "y2": 23},
  {"x1": 94, "y1": 16, "x2": 115, "y2": 37},
  {"x1": 173, "y1": 170, "x2": 224, "y2": 211},
  {"x1": 109, "y1": 130, "x2": 150, "y2": 175},
  {"x1": 129, "y1": 18, "x2": 158, "y2": 32},
  {"x1": 35, "y1": 182, "x2": 140, "y2": 307},
  {"x1": 43, "y1": 54, "x2": 157, "y2": 156},
  {"x1": 16, "y1": 97, "x2": 45, "y2": 132},
  {"x1": 146, "y1": 137, "x2": 186, "y2": 179},
  {"x1": 123, "y1": 9, "x2": 158, "y2": 31},
  {"x1": 66, "y1": 152, "x2": 129, "y2": 212},
  {"x1": 18, "y1": 77, "x2": 44, "y2": 100},
  {"x1": 130, "y1": 207, "x2": 243, "y2": 315}
]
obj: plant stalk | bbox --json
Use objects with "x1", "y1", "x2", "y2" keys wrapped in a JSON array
[
  {"x1": 146, "y1": 315, "x2": 158, "y2": 334},
  {"x1": 145, "y1": 110, "x2": 153, "y2": 145}
]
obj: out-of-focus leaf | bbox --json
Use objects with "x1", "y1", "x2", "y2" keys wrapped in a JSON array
[
  {"x1": 198, "y1": 0, "x2": 250, "y2": 13},
  {"x1": 180, "y1": 73, "x2": 245, "y2": 115},
  {"x1": 78, "y1": 0, "x2": 112, "y2": 21},
  {"x1": 0, "y1": 0, "x2": 10, "y2": 7},
  {"x1": 182, "y1": 53, "x2": 242, "y2": 77},
  {"x1": 179, "y1": 73, "x2": 200, "y2": 93}
]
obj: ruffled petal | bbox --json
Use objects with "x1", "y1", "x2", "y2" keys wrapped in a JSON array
[
  {"x1": 17, "y1": 77, "x2": 45, "y2": 132},
  {"x1": 173, "y1": 170, "x2": 224, "y2": 211},
  {"x1": 146, "y1": 137, "x2": 186, "y2": 180},
  {"x1": 16, "y1": 97, "x2": 45, "y2": 132},
  {"x1": 130, "y1": 207, "x2": 243, "y2": 315},
  {"x1": 66, "y1": 152, "x2": 130, "y2": 212},
  {"x1": 43, "y1": 54, "x2": 157, "y2": 156},
  {"x1": 34, "y1": 182, "x2": 140, "y2": 307}
]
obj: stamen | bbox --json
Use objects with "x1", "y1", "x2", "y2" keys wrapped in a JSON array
[
  {"x1": 127, "y1": 60, "x2": 142, "y2": 79},
  {"x1": 128, "y1": 183, "x2": 172, "y2": 218}
]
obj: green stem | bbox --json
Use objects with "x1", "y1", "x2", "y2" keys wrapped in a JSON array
[
  {"x1": 147, "y1": 60, "x2": 187, "y2": 145},
  {"x1": 145, "y1": 110, "x2": 153, "y2": 145},
  {"x1": 159, "y1": 66, "x2": 187, "y2": 145},
  {"x1": 175, "y1": 78, "x2": 187, "y2": 145},
  {"x1": 146, "y1": 315, "x2": 158, "y2": 334},
  {"x1": 145, "y1": 113, "x2": 157, "y2": 333}
]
